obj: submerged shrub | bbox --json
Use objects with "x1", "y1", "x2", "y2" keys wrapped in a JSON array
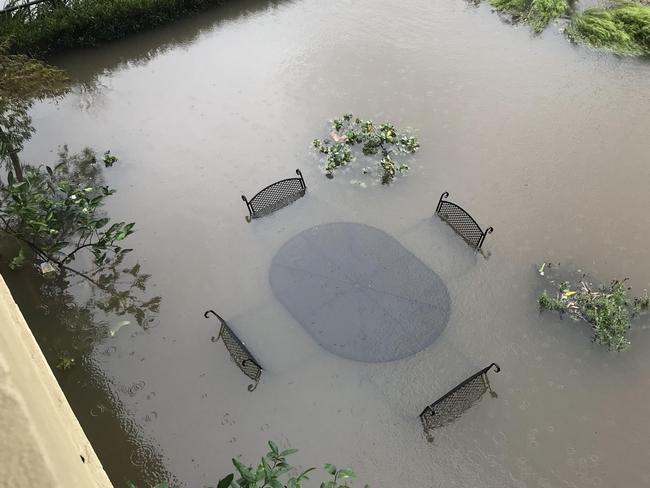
[
  {"x1": 313, "y1": 114, "x2": 419, "y2": 184},
  {"x1": 538, "y1": 266, "x2": 649, "y2": 351},
  {"x1": 490, "y1": 0, "x2": 529, "y2": 18},
  {"x1": 528, "y1": 0, "x2": 570, "y2": 32},
  {"x1": 0, "y1": 147, "x2": 135, "y2": 270},
  {"x1": 538, "y1": 290, "x2": 563, "y2": 311},
  {"x1": 567, "y1": 3, "x2": 650, "y2": 55},
  {"x1": 490, "y1": 0, "x2": 568, "y2": 32}
]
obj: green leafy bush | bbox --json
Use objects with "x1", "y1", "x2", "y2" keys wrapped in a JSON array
[
  {"x1": 490, "y1": 0, "x2": 568, "y2": 32},
  {"x1": 0, "y1": 147, "x2": 134, "y2": 271},
  {"x1": 313, "y1": 114, "x2": 419, "y2": 184},
  {"x1": 528, "y1": 0, "x2": 570, "y2": 32},
  {"x1": 217, "y1": 441, "x2": 368, "y2": 488},
  {"x1": 567, "y1": 3, "x2": 650, "y2": 55},
  {"x1": 490, "y1": 0, "x2": 529, "y2": 17},
  {"x1": 538, "y1": 290, "x2": 563, "y2": 311},
  {"x1": 538, "y1": 266, "x2": 649, "y2": 351}
]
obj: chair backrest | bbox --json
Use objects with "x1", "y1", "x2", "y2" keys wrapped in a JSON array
[
  {"x1": 204, "y1": 310, "x2": 262, "y2": 391},
  {"x1": 242, "y1": 169, "x2": 306, "y2": 220},
  {"x1": 420, "y1": 363, "x2": 500, "y2": 437},
  {"x1": 435, "y1": 192, "x2": 493, "y2": 250}
]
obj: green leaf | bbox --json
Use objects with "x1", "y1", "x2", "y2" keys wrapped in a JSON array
[
  {"x1": 217, "y1": 475, "x2": 234, "y2": 488},
  {"x1": 280, "y1": 449, "x2": 299, "y2": 456},
  {"x1": 232, "y1": 459, "x2": 255, "y2": 482},
  {"x1": 337, "y1": 469, "x2": 356, "y2": 479},
  {"x1": 262, "y1": 457, "x2": 273, "y2": 481},
  {"x1": 297, "y1": 467, "x2": 316, "y2": 481},
  {"x1": 275, "y1": 465, "x2": 292, "y2": 477},
  {"x1": 153, "y1": 484, "x2": 169, "y2": 488},
  {"x1": 255, "y1": 464, "x2": 265, "y2": 482},
  {"x1": 268, "y1": 441, "x2": 279, "y2": 454},
  {"x1": 269, "y1": 480, "x2": 284, "y2": 488},
  {"x1": 324, "y1": 464, "x2": 337, "y2": 476}
]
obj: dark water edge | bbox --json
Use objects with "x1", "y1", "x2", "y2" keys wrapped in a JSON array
[{"x1": 0, "y1": 250, "x2": 174, "y2": 487}]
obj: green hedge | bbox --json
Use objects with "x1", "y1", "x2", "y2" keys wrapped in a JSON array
[{"x1": 0, "y1": 0, "x2": 225, "y2": 56}]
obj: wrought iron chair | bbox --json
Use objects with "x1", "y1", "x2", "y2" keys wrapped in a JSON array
[
  {"x1": 204, "y1": 310, "x2": 262, "y2": 391},
  {"x1": 435, "y1": 192, "x2": 493, "y2": 250},
  {"x1": 242, "y1": 169, "x2": 306, "y2": 221},
  {"x1": 420, "y1": 363, "x2": 500, "y2": 440}
]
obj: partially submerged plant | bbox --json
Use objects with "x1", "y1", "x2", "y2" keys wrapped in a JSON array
[
  {"x1": 490, "y1": 0, "x2": 569, "y2": 32},
  {"x1": 217, "y1": 441, "x2": 367, "y2": 488},
  {"x1": 0, "y1": 146, "x2": 161, "y2": 326},
  {"x1": 538, "y1": 290, "x2": 563, "y2": 311},
  {"x1": 528, "y1": 0, "x2": 570, "y2": 32},
  {"x1": 479, "y1": 0, "x2": 650, "y2": 54},
  {"x1": 103, "y1": 150, "x2": 118, "y2": 167},
  {"x1": 538, "y1": 264, "x2": 649, "y2": 351},
  {"x1": 566, "y1": 3, "x2": 650, "y2": 55},
  {"x1": 55, "y1": 352, "x2": 76, "y2": 371},
  {"x1": 0, "y1": 147, "x2": 134, "y2": 273},
  {"x1": 312, "y1": 114, "x2": 419, "y2": 184}
]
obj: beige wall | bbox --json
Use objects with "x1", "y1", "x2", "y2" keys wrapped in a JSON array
[{"x1": 0, "y1": 274, "x2": 113, "y2": 487}]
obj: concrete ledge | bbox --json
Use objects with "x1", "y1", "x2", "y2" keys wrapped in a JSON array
[{"x1": 0, "y1": 273, "x2": 113, "y2": 487}]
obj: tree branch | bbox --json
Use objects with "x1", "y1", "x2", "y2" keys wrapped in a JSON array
[
  {"x1": 0, "y1": 220, "x2": 105, "y2": 289},
  {"x1": 63, "y1": 241, "x2": 98, "y2": 264}
]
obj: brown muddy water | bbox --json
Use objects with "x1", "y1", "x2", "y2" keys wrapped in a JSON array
[{"x1": 4, "y1": 0, "x2": 650, "y2": 486}]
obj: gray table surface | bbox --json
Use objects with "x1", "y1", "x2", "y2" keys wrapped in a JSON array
[{"x1": 270, "y1": 222, "x2": 450, "y2": 362}]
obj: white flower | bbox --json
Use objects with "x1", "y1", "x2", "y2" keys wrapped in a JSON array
[{"x1": 70, "y1": 195, "x2": 77, "y2": 200}]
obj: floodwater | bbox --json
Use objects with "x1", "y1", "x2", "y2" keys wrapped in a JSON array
[{"x1": 5, "y1": 0, "x2": 650, "y2": 486}]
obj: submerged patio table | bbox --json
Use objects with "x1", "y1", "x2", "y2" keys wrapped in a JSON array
[{"x1": 270, "y1": 223, "x2": 450, "y2": 362}]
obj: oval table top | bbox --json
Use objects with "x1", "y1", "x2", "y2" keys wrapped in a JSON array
[{"x1": 270, "y1": 222, "x2": 450, "y2": 362}]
